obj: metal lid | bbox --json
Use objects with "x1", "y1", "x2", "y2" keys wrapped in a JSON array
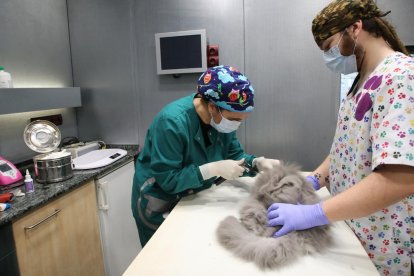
[{"x1": 24, "y1": 120, "x2": 61, "y2": 153}]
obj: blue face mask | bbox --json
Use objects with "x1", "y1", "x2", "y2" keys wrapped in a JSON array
[
  {"x1": 210, "y1": 108, "x2": 241, "y2": 133},
  {"x1": 323, "y1": 31, "x2": 358, "y2": 75}
]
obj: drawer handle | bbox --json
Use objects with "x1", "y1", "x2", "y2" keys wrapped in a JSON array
[
  {"x1": 24, "y1": 209, "x2": 61, "y2": 231},
  {"x1": 97, "y1": 180, "x2": 109, "y2": 210}
]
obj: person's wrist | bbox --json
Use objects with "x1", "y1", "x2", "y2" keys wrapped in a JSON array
[
  {"x1": 313, "y1": 202, "x2": 329, "y2": 226},
  {"x1": 199, "y1": 163, "x2": 216, "y2": 180},
  {"x1": 306, "y1": 175, "x2": 320, "y2": 190}
]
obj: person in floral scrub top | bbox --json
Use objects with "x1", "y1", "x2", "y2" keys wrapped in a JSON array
[{"x1": 266, "y1": 1, "x2": 414, "y2": 275}]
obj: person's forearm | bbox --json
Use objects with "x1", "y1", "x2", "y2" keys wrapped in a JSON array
[
  {"x1": 310, "y1": 155, "x2": 330, "y2": 188},
  {"x1": 322, "y1": 164, "x2": 414, "y2": 222}
]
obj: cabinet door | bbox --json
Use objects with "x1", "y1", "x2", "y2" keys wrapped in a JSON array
[
  {"x1": 12, "y1": 181, "x2": 104, "y2": 276},
  {"x1": 97, "y1": 161, "x2": 141, "y2": 276}
]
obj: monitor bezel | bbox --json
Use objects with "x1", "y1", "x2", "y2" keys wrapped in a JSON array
[{"x1": 155, "y1": 29, "x2": 207, "y2": 75}]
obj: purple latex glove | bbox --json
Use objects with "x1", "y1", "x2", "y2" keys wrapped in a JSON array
[
  {"x1": 267, "y1": 202, "x2": 329, "y2": 237},
  {"x1": 306, "y1": 175, "x2": 320, "y2": 190}
]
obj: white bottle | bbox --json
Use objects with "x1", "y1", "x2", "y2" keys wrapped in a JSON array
[
  {"x1": 0, "y1": 66, "x2": 13, "y2": 88},
  {"x1": 24, "y1": 169, "x2": 34, "y2": 193}
]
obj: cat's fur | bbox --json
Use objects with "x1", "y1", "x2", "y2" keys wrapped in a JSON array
[{"x1": 216, "y1": 162, "x2": 332, "y2": 269}]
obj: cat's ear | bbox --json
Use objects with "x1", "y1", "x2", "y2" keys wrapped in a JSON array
[
  {"x1": 257, "y1": 183, "x2": 270, "y2": 198},
  {"x1": 256, "y1": 192, "x2": 266, "y2": 202},
  {"x1": 256, "y1": 181, "x2": 277, "y2": 204},
  {"x1": 278, "y1": 175, "x2": 301, "y2": 189}
]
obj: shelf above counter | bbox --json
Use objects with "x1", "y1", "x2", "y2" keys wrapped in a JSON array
[{"x1": 0, "y1": 87, "x2": 81, "y2": 115}]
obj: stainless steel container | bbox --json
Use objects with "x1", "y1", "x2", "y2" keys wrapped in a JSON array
[
  {"x1": 24, "y1": 120, "x2": 74, "y2": 184},
  {"x1": 33, "y1": 152, "x2": 73, "y2": 183}
]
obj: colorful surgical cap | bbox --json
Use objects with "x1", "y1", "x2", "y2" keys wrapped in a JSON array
[
  {"x1": 312, "y1": 0, "x2": 390, "y2": 44},
  {"x1": 197, "y1": 65, "x2": 254, "y2": 113}
]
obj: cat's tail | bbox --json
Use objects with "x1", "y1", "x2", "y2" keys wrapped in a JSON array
[{"x1": 216, "y1": 216, "x2": 306, "y2": 269}]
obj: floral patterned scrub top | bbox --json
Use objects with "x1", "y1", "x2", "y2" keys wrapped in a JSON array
[{"x1": 329, "y1": 52, "x2": 414, "y2": 276}]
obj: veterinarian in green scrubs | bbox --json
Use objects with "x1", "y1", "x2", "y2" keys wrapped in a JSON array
[{"x1": 132, "y1": 65, "x2": 279, "y2": 246}]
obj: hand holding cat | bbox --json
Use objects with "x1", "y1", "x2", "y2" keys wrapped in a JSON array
[
  {"x1": 306, "y1": 175, "x2": 321, "y2": 190},
  {"x1": 267, "y1": 202, "x2": 329, "y2": 237},
  {"x1": 253, "y1": 157, "x2": 280, "y2": 172},
  {"x1": 199, "y1": 159, "x2": 246, "y2": 180}
]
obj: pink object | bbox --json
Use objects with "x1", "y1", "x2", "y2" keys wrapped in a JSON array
[{"x1": 0, "y1": 156, "x2": 23, "y2": 185}]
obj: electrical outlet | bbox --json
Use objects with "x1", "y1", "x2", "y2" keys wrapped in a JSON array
[
  {"x1": 207, "y1": 45, "x2": 219, "y2": 67},
  {"x1": 30, "y1": 114, "x2": 63, "y2": 126}
]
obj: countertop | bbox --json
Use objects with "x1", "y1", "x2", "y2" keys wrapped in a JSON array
[
  {"x1": 0, "y1": 145, "x2": 139, "y2": 226},
  {"x1": 123, "y1": 176, "x2": 379, "y2": 276}
]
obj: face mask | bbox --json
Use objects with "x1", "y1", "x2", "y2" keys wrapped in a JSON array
[
  {"x1": 323, "y1": 31, "x2": 358, "y2": 75},
  {"x1": 210, "y1": 108, "x2": 241, "y2": 133}
]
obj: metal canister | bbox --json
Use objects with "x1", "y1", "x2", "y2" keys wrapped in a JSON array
[
  {"x1": 24, "y1": 120, "x2": 74, "y2": 184},
  {"x1": 33, "y1": 152, "x2": 73, "y2": 183}
]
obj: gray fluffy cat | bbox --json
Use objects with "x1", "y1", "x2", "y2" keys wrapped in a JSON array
[{"x1": 216, "y1": 162, "x2": 332, "y2": 269}]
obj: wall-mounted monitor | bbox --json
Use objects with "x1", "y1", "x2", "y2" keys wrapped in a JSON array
[{"x1": 155, "y1": 29, "x2": 207, "y2": 75}]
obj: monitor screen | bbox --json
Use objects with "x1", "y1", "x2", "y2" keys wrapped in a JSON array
[
  {"x1": 155, "y1": 30, "x2": 207, "y2": 75},
  {"x1": 407, "y1": 45, "x2": 414, "y2": 57}
]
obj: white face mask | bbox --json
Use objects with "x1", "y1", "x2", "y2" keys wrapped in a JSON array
[
  {"x1": 210, "y1": 108, "x2": 241, "y2": 133},
  {"x1": 323, "y1": 31, "x2": 358, "y2": 75}
]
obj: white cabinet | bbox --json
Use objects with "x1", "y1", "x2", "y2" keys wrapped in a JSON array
[{"x1": 96, "y1": 161, "x2": 141, "y2": 276}]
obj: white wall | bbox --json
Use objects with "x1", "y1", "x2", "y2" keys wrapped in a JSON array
[
  {"x1": 68, "y1": 0, "x2": 414, "y2": 170},
  {"x1": 377, "y1": 0, "x2": 414, "y2": 45},
  {"x1": 0, "y1": 0, "x2": 77, "y2": 163}
]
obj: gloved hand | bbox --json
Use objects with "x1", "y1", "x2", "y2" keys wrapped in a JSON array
[
  {"x1": 199, "y1": 159, "x2": 245, "y2": 180},
  {"x1": 306, "y1": 175, "x2": 321, "y2": 190},
  {"x1": 267, "y1": 202, "x2": 329, "y2": 237},
  {"x1": 253, "y1": 157, "x2": 280, "y2": 172}
]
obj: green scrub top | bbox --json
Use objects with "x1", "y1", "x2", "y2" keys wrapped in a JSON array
[{"x1": 131, "y1": 93, "x2": 255, "y2": 245}]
